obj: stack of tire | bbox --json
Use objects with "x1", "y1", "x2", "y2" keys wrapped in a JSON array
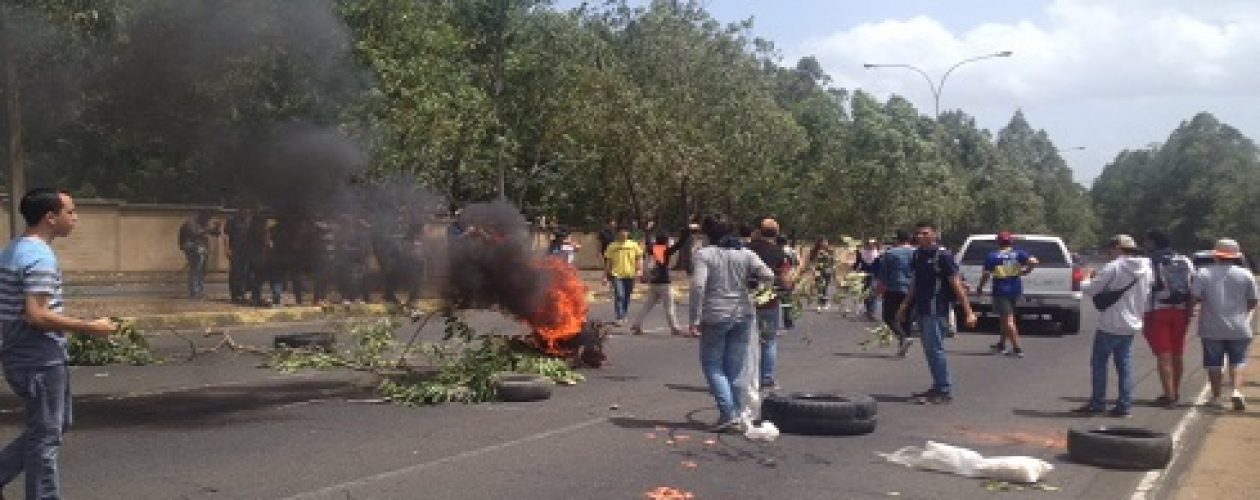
[
  {"x1": 762, "y1": 393, "x2": 877, "y2": 436},
  {"x1": 1067, "y1": 426, "x2": 1172, "y2": 470}
]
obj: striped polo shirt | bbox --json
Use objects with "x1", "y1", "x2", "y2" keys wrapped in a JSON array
[{"x1": 0, "y1": 236, "x2": 67, "y2": 367}]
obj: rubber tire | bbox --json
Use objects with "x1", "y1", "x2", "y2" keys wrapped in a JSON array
[
  {"x1": 1059, "y1": 310, "x2": 1082, "y2": 334},
  {"x1": 762, "y1": 393, "x2": 877, "y2": 435},
  {"x1": 493, "y1": 373, "x2": 555, "y2": 402},
  {"x1": 273, "y1": 332, "x2": 335, "y2": 351},
  {"x1": 768, "y1": 415, "x2": 877, "y2": 436},
  {"x1": 1068, "y1": 426, "x2": 1172, "y2": 470}
]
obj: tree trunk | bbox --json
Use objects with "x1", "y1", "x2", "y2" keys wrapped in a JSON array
[{"x1": 3, "y1": 8, "x2": 25, "y2": 238}]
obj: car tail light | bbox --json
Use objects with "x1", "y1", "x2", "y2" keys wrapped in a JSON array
[{"x1": 1072, "y1": 266, "x2": 1085, "y2": 292}]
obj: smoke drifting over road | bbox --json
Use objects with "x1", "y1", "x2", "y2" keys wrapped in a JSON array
[{"x1": 444, "y1": 199, "x2": 553, "y2": 319}]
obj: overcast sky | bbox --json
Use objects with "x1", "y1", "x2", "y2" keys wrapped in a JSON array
[{"x1": 555, "y1": 0, "x2": 1260, "y2": 185}]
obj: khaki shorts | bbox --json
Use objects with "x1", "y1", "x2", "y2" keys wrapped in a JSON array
[{"x1": 993, "y1": 296, "x2": 1018, "y2": 316}]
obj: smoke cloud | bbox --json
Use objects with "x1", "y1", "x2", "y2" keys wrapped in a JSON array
[{"x1": 444, "y1": 199, "x2": 552, "y2": 319}]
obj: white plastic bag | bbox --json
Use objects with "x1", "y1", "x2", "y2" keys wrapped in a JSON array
[
  {"x1": 744, "y1": 421, "x2": 780, "y2": 442},
  {"x1": 879, "y1": 441, "x2": 1053, "y2": 483},
  {"x1": 974, "y1": 456, "x2": 1055, "y2": 483},
  {"x1": 738, "y1": 315, "x2": 762, "y2": 425}
]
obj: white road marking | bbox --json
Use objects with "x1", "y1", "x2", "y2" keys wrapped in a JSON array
[
  {"x1": 1129, "y1": 382, "x2": 1211, "y2": 500},
  {"x1": 279, "y1": 416, "x2": 608, "y2": 500}
]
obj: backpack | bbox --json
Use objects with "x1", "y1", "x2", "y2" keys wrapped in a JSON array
[{"x1": 1152, "y1": 252, "x2": 1192, "y2": 305}]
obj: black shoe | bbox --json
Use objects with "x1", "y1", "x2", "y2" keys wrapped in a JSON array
[
  {"x1": 989, "y1": 342, "x2": 1006, "y2": 354},
  {"x1": 1108, "y1": 408, "x2": 1132, "y2": 418},
  {"x1": 1070, "y1": 404, "x2": 1105, "y2": 415}
]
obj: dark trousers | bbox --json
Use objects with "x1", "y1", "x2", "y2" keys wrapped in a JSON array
[
  {"x1": 184, "y1": 246, "x2": 208, "y2": 299},
  {"x1": 882, "y1": 291, "x2": 914, "y2": 341}
]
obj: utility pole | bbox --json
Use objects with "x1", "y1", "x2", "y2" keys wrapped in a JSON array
[{"x1": 2, "y1": 6, "x2": 26, "y2": 238}]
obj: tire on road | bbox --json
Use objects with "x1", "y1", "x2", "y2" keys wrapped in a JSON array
[
  {"x1": 762, "y1": 393, "x2": 877, "y2": 436},
  {"x1": 1058, "y1": 310, "x2": 1082, "y2": 334},
  {"x1": 1067, "y1": 426, "x2": 1172, "y2": 470},
  {"x1": 493, "y1": 373, "x2": 555, "y2": 402},
  {"x1": 273, "y1": 332, "x2": 335, "y2": 351}
]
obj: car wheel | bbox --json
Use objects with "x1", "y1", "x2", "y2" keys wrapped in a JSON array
[
  {"x1": 1059, "y1": 310, "x2": 1081, "y2": 334},
  {"x1": 762, "y1": 392, "x2": 877, "y2": 436},
  {"x1": 1068, "y1": 426, "x2": 1172, "y2": 470},
  {"x1": 493, "y1": 372, "x2": 555, "y2": 402}
]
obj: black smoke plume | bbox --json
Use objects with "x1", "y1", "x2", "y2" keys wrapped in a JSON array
[{"x1": 444, "y1": 199, "x2": 552, "y2": 319}]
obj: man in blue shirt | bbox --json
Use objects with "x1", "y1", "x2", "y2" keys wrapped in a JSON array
[
  {"x1": 0, "y1": 188, "x2": 118, "y2": 499},
  {"x1": 877, "y1": 229, "x2": 917, "y2": 356},
  {"x1": 974, "y1": 231, "x2": 1038, "y2": 357},
  {"x1": 896, "y1": 222, "x2": 977, "y2": 404}
]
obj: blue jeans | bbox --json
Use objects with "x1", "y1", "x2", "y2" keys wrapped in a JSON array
[
  {"x1": 612, "y1": 278, "x2": 635, "y2": 320},
  {"x1": 0, "y1": 365, "x2": 72, "y2": 500},
  {"x1": 756, "y1": 307, "x2": 780, "y2": 384},
  {"x1": 699, "y1": 316, "x2": 753, "y2": 422},
  {"x1": 1089, "y1": 330, "x2": 1134, "y2": 412},
  {"x1": 1201, "y1": 337, "x2": 1252, "y2": 369},
  {"x1": 185, "y1": 246, "x2": 208, "y2": 298},
  {"x1": 917, "y1": 311, "x2": 952, "y2": 394}
]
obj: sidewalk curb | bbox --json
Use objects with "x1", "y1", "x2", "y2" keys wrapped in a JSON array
[{"x1": 124, "y1": 303, "x2": 423, "y2": 331}]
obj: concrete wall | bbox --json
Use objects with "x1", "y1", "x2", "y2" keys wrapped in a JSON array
[{"x1": 0, "y1": 199, "x2": 229, "y2": 273}]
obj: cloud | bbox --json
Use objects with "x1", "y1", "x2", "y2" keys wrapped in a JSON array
[{"x1": 799, "y1": 0, "x2": 1260, "y2": 109}]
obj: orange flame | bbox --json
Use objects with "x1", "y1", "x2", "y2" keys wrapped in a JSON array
[{"x1": 526, "y1": 258, "x2": 589, "y2": 353}]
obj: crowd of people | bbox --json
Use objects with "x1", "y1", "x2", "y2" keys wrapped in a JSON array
[
  {"x1": 588, "y1": 214, "x2": 1257, "y2": 431},
  {"x1": 177, "y1": 206, "x2": 426, "y2": 307}
]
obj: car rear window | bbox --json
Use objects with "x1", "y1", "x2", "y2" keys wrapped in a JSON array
[{"x1": 960, "y1": 239, "x2": 1069, "y2": 265}]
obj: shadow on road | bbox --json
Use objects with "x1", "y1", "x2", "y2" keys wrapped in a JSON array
[
  {"x1": 0, "y1": 379, "x2": 373, "y2": 430},
  {"x1": 1012, "y1": 409, "x2": 1092, "y2": 419},
  {"x1": 608, "y1": 416, "x2": 708, "y2": 432},
  {"x1": 664, "y1": 383, "x2": 709, "y2": 394},
  {"x1": 869, "y1": 393, "x2": 916, "y2": 404},
  {"x1": 832, "y1": 352, "x2": 898, "y2": 360}
]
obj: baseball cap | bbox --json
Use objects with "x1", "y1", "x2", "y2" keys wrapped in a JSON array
[
  {"x1": 996, "y1": 231, "x2": 1014, "y2": 244},
  {"x1": 1214, "y1": 238, "x2": 1242, "y2": 259},
  {"x1": 1110, "y1": 234, "x2": 1138, "y2": 250}
]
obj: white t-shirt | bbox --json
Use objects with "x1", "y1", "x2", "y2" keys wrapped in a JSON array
[{"x1": 1192, "y1": 264, "x2": 1259, "y2": 340}]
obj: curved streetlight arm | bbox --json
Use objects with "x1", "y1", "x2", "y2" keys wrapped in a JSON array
[{"x1": 937, "y1": 51, "x2": 1012, "y2": 117}]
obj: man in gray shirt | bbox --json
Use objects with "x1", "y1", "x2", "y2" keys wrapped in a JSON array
[{"x1": 1190, "y1": 238, "x2": 1258, "y2": 411}]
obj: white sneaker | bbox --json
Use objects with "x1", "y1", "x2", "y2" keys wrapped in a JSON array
[{"x1": 1232, "y1": 390, "x2": 1247, "y2": 411}]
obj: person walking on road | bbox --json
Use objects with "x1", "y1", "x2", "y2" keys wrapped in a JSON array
[
  {"x1": 1074, "y1": 235, "x2": 1153, "y2": 418},
  {"x1": 690, "y1": 216, "x2": 775, "y2": 433},
  {"x1": 1190, "y1": 238, "x2": 1258, "y2": 411},
  {"x1": 877, "y1": 229, "x2": 916, "y2": 356},
  {"x1": 0, "y1": 188, "x2": 119, "y2": 500},
  {"x1": 178, "y1": 211, "x2": 219, "y2": 299},
  {"x1": 777, "y1": 235, "x2": 799, "y2": 330},
  {"x1": 808, "y1": 240, "x2": 837, "y2": 311},
  {"x1": 974, "y1": 231, "x2": 1039, "y2": 358},
  {"x1": 747, "y1": 219, "x2": 793, "y2": 389},
  {"x1": 630, "y1": 230, "x2": 690, "y2": 336},
  {"x1": 1143, "y1": 229, "x2": 1196, "y2": 408},
  {"x1": 854, "y1": 239, "x2": 881, "y2": 320},
  {"x1": 895, "y1": 222, "x2": 978, "y2": 405},
  {"x1": 604, "y1": 227, "x2": 644, "y2": 325}
]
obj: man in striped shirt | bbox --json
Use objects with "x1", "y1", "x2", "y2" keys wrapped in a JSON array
[{"x1": 0, "y1": 188, "x2": 117, "y2": 499}]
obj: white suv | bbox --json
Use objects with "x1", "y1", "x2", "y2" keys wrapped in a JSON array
[{"x1": 955, "y1": 234, "x2": 1085, "y2": 334}]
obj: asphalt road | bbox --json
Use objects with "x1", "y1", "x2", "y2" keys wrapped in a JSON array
[{"x1": 0, "y1": 298, "x2": 1210, "y2": 499}]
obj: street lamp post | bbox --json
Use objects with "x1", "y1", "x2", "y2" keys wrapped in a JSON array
[{"x1": 863, "y1": 50, "x2": 1012, "y2": 119}]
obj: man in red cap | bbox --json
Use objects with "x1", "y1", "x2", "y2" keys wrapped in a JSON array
[{"x1": 974, "y1": 231, "x2": 1038, "y2": 357}]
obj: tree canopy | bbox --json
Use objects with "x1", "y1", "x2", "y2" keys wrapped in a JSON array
[{"x1": 9, "y1": 0, "x2": 1241, "y2": 250}]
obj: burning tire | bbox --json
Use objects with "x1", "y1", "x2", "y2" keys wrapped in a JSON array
[
  {"x1": 273, "y1": 332, "x2": 335, "y2": 351},
  {"x1": 493, "y1": 373, "x2": 555, "y2": 402},
  {"x1": 762, "y1": 393, "x2": 878, "y2": 436},
  {"x1": 1068, "y1": 426, "x2": 1172, "y2": 470}
]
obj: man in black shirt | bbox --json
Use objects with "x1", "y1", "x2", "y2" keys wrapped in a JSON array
[{"x1": 747, "y1": 218, "x2": 792, "y2": 389}]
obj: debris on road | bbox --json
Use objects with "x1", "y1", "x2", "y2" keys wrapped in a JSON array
[
  {"x1": 646, "y1": 486, "x2": 696, "y2": 499},
  {"x1": 879, "y1": 441, "x2": 1054, "y2": 484},
  {"x1": 744, "y1": 421, "x2": 781, "y2": 442}
]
